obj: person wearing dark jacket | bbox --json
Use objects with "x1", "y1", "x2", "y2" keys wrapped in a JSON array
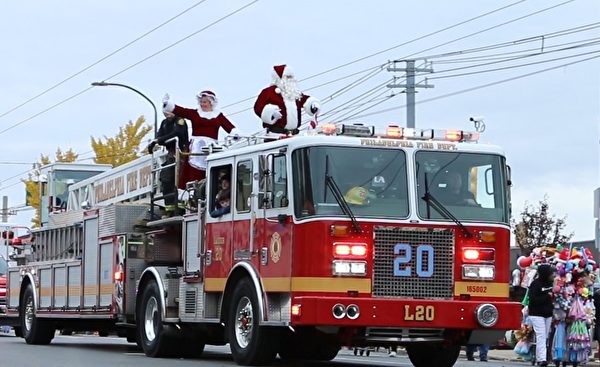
[
  {"x1": 527, "y1": 264, "x2": 555, "y2": 366},
  {"x1": 148, "y1": 112, "x2": 189, "y2": 216}
]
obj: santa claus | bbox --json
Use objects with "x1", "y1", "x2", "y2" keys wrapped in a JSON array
[{"x1": 253, "y1": 64, "x2": 320, "y2": 133}]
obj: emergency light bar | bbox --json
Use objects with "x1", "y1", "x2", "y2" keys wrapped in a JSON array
[{"x1": 318, "y1": 122, "x2": 480, "y2": 142}]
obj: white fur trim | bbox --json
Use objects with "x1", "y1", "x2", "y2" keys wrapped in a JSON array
[
  {"x1": 283, "y1": 65, "x2": 294, "y2": 77},
  {"x1": 303, "y1": 96, "x2": 320, "y2": 116},
  {"x1": 197, "y1": 109, "x2": 220, "y2": 119},
  {"x1": 260, "y1": 104, "x2": 280, "y2": 125},
  {"x1": 283, "y1": 98, "x2": 298, "y2": 130},
  {"x1": 275, "y1": 87, "x2": 281, "y2": 94},
  {"x1": 163, "y1": 100, "x2": 175, "y2": 113}
]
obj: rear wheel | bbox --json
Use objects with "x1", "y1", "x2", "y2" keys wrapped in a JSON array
[
  {"x1": 227, "y1": 277, "x2": 277, "y2": 365},
  {"x1": 21, "y1": 284, "x2": 54, "y2": 345},
  {"x1": 278, "y1": 328, "x2": 340, "y2": 361},
  {"x1": 406, "y1": 344, "x2": 460, "y2": 367},
  {"x1": 137, "y1": 281, "x2": 175, "y2": 357}
]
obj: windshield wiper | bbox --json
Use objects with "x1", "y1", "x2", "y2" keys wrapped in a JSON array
[
  {"x1": 422, "y1": 173, "x2": 473, "y2": 238},
  {"x1": 325, "y1": 175, "x2": 362, "y2": 233}
]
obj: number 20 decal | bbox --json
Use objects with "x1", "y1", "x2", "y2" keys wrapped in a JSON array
[{"x1": 393, "y1": 244, "x2": 434, "y2": 277}]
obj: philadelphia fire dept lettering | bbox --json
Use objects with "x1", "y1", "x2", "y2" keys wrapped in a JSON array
[
  {"x1": 95, "y1": 176, "x2": 125, "y2": 203},
  {"x1": 393, "y1": 244, "x2": 434, "y2": 278},
  {"x1": 95, "y1": 165, "x2": 153, "y2": 204},
  {"x1": 360, "y1": 139, "x2": 414, "y2": 148}
]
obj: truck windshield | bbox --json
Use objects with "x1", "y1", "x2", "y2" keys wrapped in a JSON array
[
  {"x1": 292, "y1": 146, "x2": 409, "y2": 218},
  {"x1": 416, "y1": 151, "x2": 509, "y2": 224}
]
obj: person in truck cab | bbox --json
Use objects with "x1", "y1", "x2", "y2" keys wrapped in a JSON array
[
  {"x1": 210, "y1": 189, "x2": 231, "y2": 218},
  {"x1": 437, "y1": 171, "x2": 478, "y2": 206}
]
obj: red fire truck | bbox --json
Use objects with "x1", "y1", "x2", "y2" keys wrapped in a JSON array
[{"x1": 0, "y1": 123, "x2": 521, "y2": 367}]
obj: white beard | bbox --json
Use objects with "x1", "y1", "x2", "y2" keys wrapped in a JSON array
[{"x1": 279, "y1": 78, "x2": 301, "y2": 101}]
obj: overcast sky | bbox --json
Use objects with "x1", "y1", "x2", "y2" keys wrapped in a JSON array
[{"x1": 0, "y1": 0, "x2": 598, "y2": 242}]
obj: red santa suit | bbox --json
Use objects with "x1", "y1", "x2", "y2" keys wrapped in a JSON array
[
  {"x1": 163, "y1": 93, "x2": 236, "y2": 187},
  {"x1": 254, "y1": 64, "x2": 320, "y2": 132}
]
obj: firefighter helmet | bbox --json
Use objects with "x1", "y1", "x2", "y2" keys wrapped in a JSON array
[{"x1": 344, "y1": 186, "x2": 368, "y2": 205}]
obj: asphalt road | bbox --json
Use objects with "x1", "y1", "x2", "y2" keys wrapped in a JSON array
[{"x1": 0, "y1": 330, "x2": 528, "y2": 367}]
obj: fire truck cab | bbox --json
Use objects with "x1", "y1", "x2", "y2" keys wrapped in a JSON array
[{"x1": 1, "y1": 124, "x2": 521, "y2": 367}]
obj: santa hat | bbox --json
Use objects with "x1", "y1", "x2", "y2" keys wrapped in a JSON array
[
  {"x1": 273, "y1": 64, "x2": 294, "y2": 80},
  {"x1": 196, "y1": 90, "x2": 218, "y2": 105}
]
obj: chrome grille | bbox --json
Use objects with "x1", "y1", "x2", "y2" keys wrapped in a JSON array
[{"x1": 373, "y1": 226, "x2": 454, "y2": 299}]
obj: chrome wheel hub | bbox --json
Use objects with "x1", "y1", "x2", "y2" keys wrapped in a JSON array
[
  {"x1": 234, "y1": 296, "x2": 253, "y2": 348},
  {"x1": 144, "y1": 296, "x2": 159, "y2": 342}
]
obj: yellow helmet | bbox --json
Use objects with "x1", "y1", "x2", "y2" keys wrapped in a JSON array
[{"x1": 344, "y1": 186, "x2": 369, "y2": 205}]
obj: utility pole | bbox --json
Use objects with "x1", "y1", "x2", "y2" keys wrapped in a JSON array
[
  {"x1": 387, "y1": 60, "x2": 434, "y2": 128},
  {"x1": 1, "y1": 196, "x2": 7, "y2": 222}
]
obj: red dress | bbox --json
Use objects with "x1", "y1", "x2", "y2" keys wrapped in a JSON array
[{"x1": 172, "y1": 105, "x2": 235, "y2": 188}]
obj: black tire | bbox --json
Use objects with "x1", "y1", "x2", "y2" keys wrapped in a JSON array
[
  {"x1": 406, "y1": 344, "x2": 460, "y2": 367},
  {"x1": 353, "y1": 348, "x2": 358, "y2": 356},
  {"x1": 278, "y1": 329, "x2": 339, "y2": 362},
  {"x1": 137, "y1": 281, "x2": 176, "y2": 357},
  {"x1": 227, "y1": 277, "x2": 277, "y2": 365},
  {"x1": 21, "y1": 284, "x2": 54, "y2": 345},
  {"x1": 13, "y1": 327, "x2": 22, "y2": 337},
  {"x1": 175, "y1": 335, "x2": 206, "y2": 358}
]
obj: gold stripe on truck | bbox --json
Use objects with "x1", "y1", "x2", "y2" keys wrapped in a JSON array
[{"x1": 204, "y1": 277, "x2": 371, "y2": 293}]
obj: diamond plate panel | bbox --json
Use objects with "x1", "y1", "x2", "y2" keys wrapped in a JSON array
[
  {"x1": 99, "y1": 205, "x2": 149, "y2": 238},
  {"x1": 373, "y1": 226, "x2": 454, "y2": 299}
]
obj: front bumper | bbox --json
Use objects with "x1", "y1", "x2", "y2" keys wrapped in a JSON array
[{"x1": 291, "y1": 296, "x2": 521, "y2": 330}]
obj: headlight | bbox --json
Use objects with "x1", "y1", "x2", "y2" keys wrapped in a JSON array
[
  {"x1": 462, "y1": 265, "x2": 495, "y2": 280},
  {"x1": 333, "y1": 260, "x2": 367, "y2": 276}
]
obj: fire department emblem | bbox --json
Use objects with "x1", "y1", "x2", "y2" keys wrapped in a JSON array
[{"x1": 270, "y1": 232, "x2": 282, "y2": 263}]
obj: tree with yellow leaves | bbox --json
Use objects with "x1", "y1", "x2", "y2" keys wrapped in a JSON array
[
  {"x1": 23, "y1": 148, "x2": 79, "y2": 227},
  {"x1": 91, "y1": 116, "x2": 152, "y2": 167}
]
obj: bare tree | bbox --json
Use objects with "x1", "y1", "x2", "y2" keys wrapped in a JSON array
[{"x1": 512, "y1": 195, "x2": 573, "y2": 253}]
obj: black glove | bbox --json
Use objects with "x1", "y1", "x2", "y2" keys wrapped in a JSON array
[{"x1": 147, "y1": 140, "x2": 157, "y2": 154}]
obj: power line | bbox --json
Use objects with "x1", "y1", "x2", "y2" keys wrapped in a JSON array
[
  {"x1": 415, "y1": 23, "x2": 600, "y2": 63},
  {"x1": 0, "y1": 1, "x2": 260, "y2": 138},
  {"x1": 223, "y1": 1, "x2": 570, "y2": 117},
  {"x1": 300, "y1": 0, "x2": 528, "y2": 83},
  {"x1": 431, "y1": 37, "x2": 600, "y2": 64},
  {"x1": 0, "y1": 87, "x2": 93, "y2": 136},
  {"x1": 428, "y1": 48, "x2": 600, "y2": 80},
  {"x1": 391, "y1": 0, "x2": 577, "y2": 65},
  {"x1": 344, "y1": 53, "x2": 600, "y2": 121},
  {"x1": 102, "y1": 0, "x2": 259, "y2": 82},
  {"x1": 0, "y1": 0, "x2": 209, "y2": 121},
  {"x1": 426, "y1": 40, "x2": 600, "y2": 75}
]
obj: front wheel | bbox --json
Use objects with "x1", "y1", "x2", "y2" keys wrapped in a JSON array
[
  {"x1": 21, "y1": 284, "x2": 54, "y2": 345},
  {"x1": 137, "y1": 281, "x2": 175, "y2": 357},
  {"x1": 406, "y1": 344, "x2": 460, "y2": 367},
  {"x1": 227, "y1": 277, "x2": 277, "y2": 365}
]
